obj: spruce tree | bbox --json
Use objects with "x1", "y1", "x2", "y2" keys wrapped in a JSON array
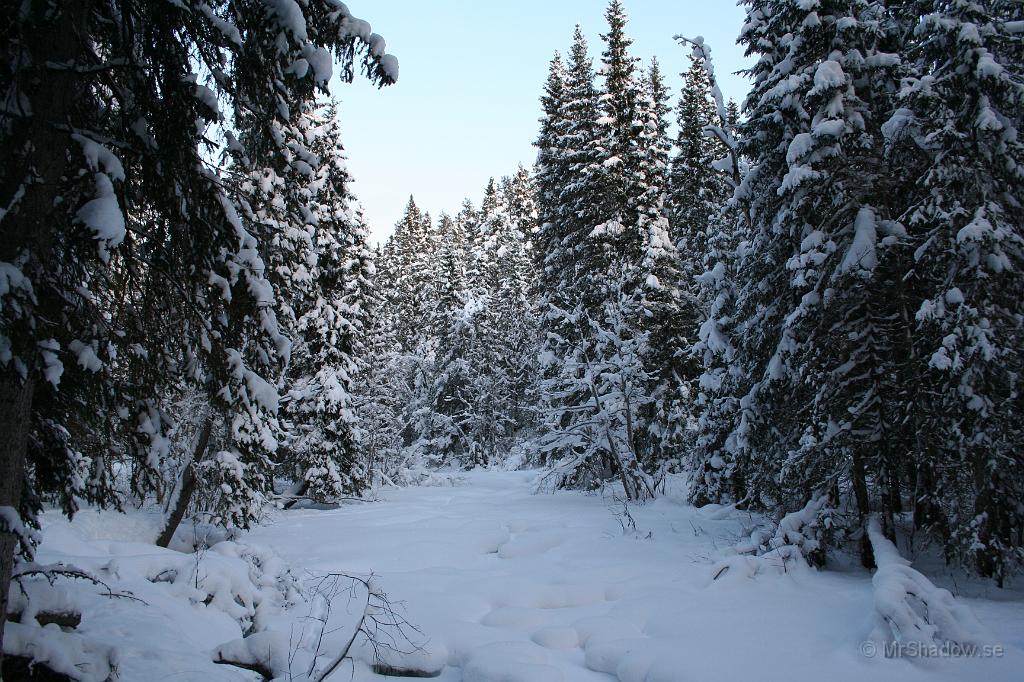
[
  {"x1": 498, "y1": 169, "x2": 542, "y2": 430},
  {"x1": 533, "y1": 7, "x2": 663, "y2": 499},
  {"x1": 355, "y1": 243, "x2": 409, "y2": 484},
  {"x1": 551, "y1": 25, "x2": 604, "y2": 303},
  {"x1": 895, "y1": 0, "x2": 1024, "y2": 583},
  {"x1": 633, "y1": 59, "x2": 690, "y2": 473},
  {"x1": 691, "y1": 0, "x2": 915, "y2": 566},
  {"x1": 595, "y1": 0, "x2": 642, "y2": 256},
  {"x1": 281, "y1": 102, "x2": 369, "y2": 504},
  {"x1": 535, "y1": 51, "x2": 569, "y2": 300},
  {"x1": 668, "y1": 55, "x2": 729, "y2": 274},
  {"x1": 533, "y1": 27, "x2": 603, "y2": 475},
  {"x1": 370, "y1": 198, "x2": 441, "y2": 469}
]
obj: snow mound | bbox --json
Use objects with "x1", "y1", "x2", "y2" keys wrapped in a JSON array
[
  {"x1": 369, "y1": 641, "x2": 447, "y2": 678},
  {"x1": 214, "y1": 629, "x2": 290, "y2": 679},
  {"x1": 463, "y1": 641, "x2": 564, "y2": 682},
  {"x1": 531, "y1": 626, "x2": 580, "y2": 649},
  {"x1": 491, "y1": 580, "x2": 605, "y2": 610},
  {"x1": 583, "y1": 636, "x2": 678, "y2": 682},
  {"x1": 481, "y1": 606, "x2": 551, "y2": 629},
  {"x1": 461, "y1": 520, "x2": 512, "y2": 555},
  {"x1": 388, "y1": 465, "x2": 466, "y2": 488},
  {"x1": 8, "y1": 510, "x2": 300, "y2": 681},
  {"x1": 571, "y1": 616, "x2": 644, "y2": 647},
  {"x1": 3, "y1": 621, "x2": 116, "y2": 682}
]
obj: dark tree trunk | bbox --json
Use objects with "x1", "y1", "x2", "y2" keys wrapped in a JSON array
[
  {"x1": 282, "y1": 479, "x2": 309, "y2": 510},
  {"x1": 156, "y1": 417, "x2": 214, "y2": 548},
  {"x1": 973, "y1": 448, "x2": 1010, "y2": 588},
  {"x1": 0, "y1": 1, "x2": 92, "y2": 666},
  {"x1": 851, "y1": 450, "x2": 875, "y2": 569},
  {"x1": 0, "y1": 377, "x2": 35, "y2": 669}
]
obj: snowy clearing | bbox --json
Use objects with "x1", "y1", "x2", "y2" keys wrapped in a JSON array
[{"x1": 31, "y1": 470, "x2": 1022, "y2": 681}]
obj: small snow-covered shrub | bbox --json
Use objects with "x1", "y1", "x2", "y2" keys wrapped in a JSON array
[
  {"x1": 199, "y1": 450, "x2": 268, "y2": 530},
  {"x1": 4, "y1": 514, "x2": 305, "y2": 681},
  {"x1": 388, "y1": 465, "x2": 464, "y2": 488},
  {"x1": 708, "y1": 496, "x2": 837, "y2": 581},
  {"x1": 767, "y1": 496, "x2": 835, "y2": 568},
  {"x1": 166, "y1": 516, "x2": 242, "y2": 553}
]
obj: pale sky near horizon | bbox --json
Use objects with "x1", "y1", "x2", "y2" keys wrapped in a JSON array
[{"x1": 331, "y1": 1, "x2": 751, "y2": 245}]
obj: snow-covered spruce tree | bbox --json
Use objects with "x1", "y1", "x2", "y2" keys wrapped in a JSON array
[
  {"x1": 502, "y1": 166, "x2": 540, "y2": 245},
  {"x1": 533, "y1": 26, "x2": 606, "y2": 475},
  {"x1": 370, "y1": 198, "x2": 440, "y2": 469},
  {"x1": 415, "y1": 195, "x2": 519, "y2": 470},
  {"x1": 497, "y1": 168, "x2": 542, "y2": 432},
  {"x1": 591, "y1": 0, "x2": 682, "y2": 487},
  {"x1": 387, "y1": 196, "x2": 438, "y2": 355},
  {"x1": 0, "y1": 0, "x2": 396, "y2": 662},
  {"x1": 424, "y1": 210, "x2": 477, "y2": 467},
  {"x1": 594, "y1": 0, "x2": 642, "y2": 251},
  {"x1": 483, "y1": 176, "x2": 541, "y2": 460},
  {"x1": 676, "y1": 37, "x2": 749, "y2": 508},
  {"x1": 534, "y1": 5, "x2": 667, "y2": 499},
  {"x1": 657, "y1": 47, "x2": 740, "y2": 482},
  {"x1": 668, "y1": 54, "x2": 731, "y2": 279},
  {"x1": 230, "y1": 100, "x2": 320, "y2": 512},
  {"x1": 454, "y1": 199, "x2": 485, "y2": 296},
  {"x1": 631, "y1": 58, "x2": 690, "y2": 475},
  {"x1": 423, "y1": 175, "x2": 539, "y2": 469},
  {"x1": 432, "y1": 213, "x2": 467, "y2": 340},
  {"x1": 462, "y1": 180, "x2": 513, "y2": 468},
  {"x1": 540, "y1": 26, "x2": 605, "y2": 309},
  {"x1": 726, "y1": 99, "x2": 741, "y2": 132},
  {"x1": 338, "y1": 206, "x2": 377, "y2": 473},
  {"x1": 354, "y1": 243, "x2": 409, "y2": 485},
  {"x1": 275, "y1": 102, "x2": 370, "y2": 504},
  {"x1": 894, "y1": 1, "x2": 1024, "y2": 583},
  {"x1": 534, "y1": 51, "x2": 569, "y2": 302},
  {"x1": 429, "y1": 294, "x2": 491, "y2": 467},
  {"x1": 690, "y1": 0, "x2": 914, "y2": 566},
  {"x1": 477, "y1": 179, "x2": 508, "y2": 297},
  {"x1": 538, "y1": 270, "x2": 658, "y2": 500}
]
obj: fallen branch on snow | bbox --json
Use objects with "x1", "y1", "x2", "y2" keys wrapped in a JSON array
[
  {"x1": 13, "y1": 563, "x2": 148, "y2": 606},
  {"x1": 213, "y1": 572, "x2": 435, "y2": 680},
  {"x1": 866, "y1": 514, "x2": 989, "y2": 648}
]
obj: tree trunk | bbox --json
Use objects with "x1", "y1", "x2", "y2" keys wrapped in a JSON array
[
  {"x1": 156, "y1": 417, "x2": 214, "y2": 548},
  {"x1": 850, "y1": 450, "x2": 875, "y2": 569},
  {"x1": 282, "y1": 479, "x2": 309, "y2": 510},
  {"x1": 973, "y1": 448, "x2": 1009, "y2": 588},
  {"x1": 0, "y1": 376, "x2": 35, "y2": 670},
  {"x1": 0, "y1": 1, "x2": 92, "y2": 666}
]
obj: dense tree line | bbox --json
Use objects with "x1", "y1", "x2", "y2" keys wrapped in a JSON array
[
  {"x1": 688, "y1": 0, "x2": 1023, "y2": 584},
  {"x1": 362, "y1": 171, "x2": 539, "y2": 479}
]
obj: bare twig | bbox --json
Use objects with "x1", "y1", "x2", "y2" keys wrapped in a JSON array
[{"x1": 300, "y1": 572, "x2": 426, "y2": 682}]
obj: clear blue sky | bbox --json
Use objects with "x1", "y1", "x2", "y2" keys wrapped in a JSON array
[{"x1": 332, "y1": 1, "x2": 751, "y2": 244}]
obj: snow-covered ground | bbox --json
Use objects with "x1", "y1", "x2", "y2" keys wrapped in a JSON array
[
  {"x1": 23, "y1": 470, "x2": 1024, "y2": 681},
  {"x1": 247, "y1": 470, "x2": 1024, "y2": 682}
]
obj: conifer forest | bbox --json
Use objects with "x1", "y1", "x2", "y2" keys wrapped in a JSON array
[{"x1": 1, "y1": 1, "x2": 1022, "y2": 681}]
